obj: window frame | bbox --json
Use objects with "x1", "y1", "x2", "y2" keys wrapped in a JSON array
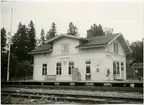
[
  {"x1": 68, "y1": 62, "x2": 74, "y2": 75},
  {"x1": 85, "y1": 61, "x2": 91, "y2": 74},
  {"x1": 113, "y1": 61, "x2": 121, "y2": 75},
  {"x1": 121, "y1": 62, "x2": 124, "y2": 71},
  {"x1": 61, "y1": 44, "x2": 69, "y2": 54},
  {"x1": 42, "y1": 64, "x2": 47, "y2": 75},
  {"x1": 114, "y1": 43, "x2": 118, "y2": 53},
  {"x1": 56, "y1": 62, "x2": 62, "y2": 75}
]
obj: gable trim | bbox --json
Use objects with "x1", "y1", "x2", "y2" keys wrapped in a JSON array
[
  {"x1": 107, "y1": 34, "x2": 121, "y2": 46},
  {"x1": 107, "y1": 34, "x2": 132, "y2": 54},
  {"x1": 45, "y1": 34, "x2": 88, "y2": 44}
]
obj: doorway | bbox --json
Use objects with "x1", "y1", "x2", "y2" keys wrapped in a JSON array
[
  {"x1": 113, "y1": 62, "x2": 120, "y2": 80},
  {"x1": 85, "y1": 61, "x2": 91, "y2": 80}
]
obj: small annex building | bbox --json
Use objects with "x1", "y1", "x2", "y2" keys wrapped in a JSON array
[
  {"x1": 29, "y1": 33, "x2": 132, "y2": 81},
  {"x1": 132, "y1": 63, "x2": 143, "y2": 80}
]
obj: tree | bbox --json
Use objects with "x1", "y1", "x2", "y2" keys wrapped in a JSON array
[
  {"x1": 104, "y1": 27, "x2": 113, "y2": 35},
  {"x1": 40, "y1": 28, "x2": 45, "y2": 44},
  {"x1": 46, "y1": 22, "x2": 57, "y2": 40},
  {"x1": 1, "y1": 28, "x2": 7, "y2": 81},
  {"x1": 88, "y1": 24, "x2": 105, "y2": 37},
  {"x1": 67, "y1": 22, "x2": 78, "y2": 36},
  {"x1": 27, "y1": 21, "x2": 36, "y2": 51},
  {"x1": 27, "y1": 20, "x2": 36, "y2": 62},
  {"x1": 46, "y1": 31, "x2": 50, "y2": 40},
  {"x1": 11, "y1": 22, "x2": 23, "y2": 54},
  {"x1": 11, "y1": 22, "x2": 29, "y2": 62},
  {"x1": 4, "y1": 22, "x2": 35, "y2": 80},
  {"x1": 128, "y1": 41, "x2": 143, "y2": 65}
]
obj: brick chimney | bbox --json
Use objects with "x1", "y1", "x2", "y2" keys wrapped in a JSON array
[{"x1": 87, "y1": 29, "x2": 93, "y2": 38}]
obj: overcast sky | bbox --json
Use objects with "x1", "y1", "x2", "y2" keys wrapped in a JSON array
[{"x1": 1, "y1": 1, "x2": 143, "y2": 42}]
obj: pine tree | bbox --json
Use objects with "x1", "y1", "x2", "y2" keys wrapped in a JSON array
[
  {"x1": 27, "y1": 20, "x2": 36, "y2": 62},
  {"x1": 46, "y1": 31, "x2": 50, "y2": 40},
  {"x1": 27, "y1": 20, "x2": 36, "y2": 51},
  {"x1": 1, "y1": 28, "x2": 8, "y2": 81},
  {"x1": 88, "y1": 24, "x2": 105, "y2": 37},
  {"x1": 67, "y1": 22, "x2": 78, "y2": 36},
  {"x1": 11, "y1": 22, "x2": 22, "y2": 54},
  {"x1": 46, "y1": 22, "x2": 57, "y2": 40},
  {"x1": 11, "y1": 23, "x2": 28, "y2": 61},
  {"x1": 98, "y1": 24, "x2": 105, "y2": 36},
  {"x1": 40, "y1": 28, "x2": 45, "y2": 44}
]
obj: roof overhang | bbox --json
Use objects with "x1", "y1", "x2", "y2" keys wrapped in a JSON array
[
  {"x1": 132, "y1": 63, "x2": 143, "y2": 68},
  {"x1": 28, "y1": 49, "x2": 52, "y2": 55},
  {"x1": 76, "y1": 45, "x2": 105, "y2": 49}
]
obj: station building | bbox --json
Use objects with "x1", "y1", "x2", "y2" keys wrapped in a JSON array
[{"x1": 29, "y1": 32, "x2": 132, "y2": 81}]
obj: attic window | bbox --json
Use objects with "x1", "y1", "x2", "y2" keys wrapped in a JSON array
[
  {"x1": 114, "y1": 43, "x2": 118, "y2": 53},
  {"x1": 61, "y1": 44, "x2": 69, "y2": 54}
]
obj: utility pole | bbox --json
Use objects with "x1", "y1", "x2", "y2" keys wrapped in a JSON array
[{"x1": 7, "y1": 8, "x2": 13, "y2": 81}]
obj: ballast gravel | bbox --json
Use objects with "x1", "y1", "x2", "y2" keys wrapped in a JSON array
[{"x1": 2, "y1": 87, "x2": 143, "y2": 99}]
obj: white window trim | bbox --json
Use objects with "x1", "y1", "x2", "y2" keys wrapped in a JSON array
[
  {"x1": 56, "y1": 62, "x2": 62, "y2": 76},
  {"x1": 114, "y1": 43, "x2": 118, "y2": 53},
  {"x1": 68, "y1": 61, "x2": 74, "y2": 75},
  {"x1": 42, "y1": 64, "x2": 47, "y2": 75},
  {"x1": 61, "y1": 43, "x2": 69, "y2": 54},
  {"x1": 85, "y1": 60, "x2": 91, "y2": 74}
]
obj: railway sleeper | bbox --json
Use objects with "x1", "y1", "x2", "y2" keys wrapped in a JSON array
[
  {"x1": 134, "y1": 83, "x2": 143, "y2": 88},
  {"x1": 93, "y1": 83, "x2": 104, "y2": 86},
  {"x1": 58, "y1": 83, "x2": 70, "y2": 86},
  {"x1": 111, "y1": 83, "x2": 125, "y2": 87},
  {"x1": 43, "y1": 82, "x2": 55, "y2": 85},
  {"x1": 74, "y1": 83, "x2": 85, "y2": 86}
]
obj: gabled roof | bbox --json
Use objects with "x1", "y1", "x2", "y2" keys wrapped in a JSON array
[
  {"x1": 76, "y1": 33, "x2": 132, "y2": 54},
  {"x1": 28, "y1": 43, "x2": 52, "y2": 54},
  {"x1": 28, "y1": 33, "x2": 132, "y2": 55},
  {"x1": 76, "y1": 34, "x2": 120, "y2": 48},
  {"x1": 45, "y1": 34, "x2": 88, "y2": 44},
  {"x1": 132, "y1": 63, "x2": 143, "y2": 68}
]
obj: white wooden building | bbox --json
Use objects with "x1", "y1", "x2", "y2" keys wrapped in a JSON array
[{"x1": 29, "y1": 33, "x2": 132, "y2": 81}]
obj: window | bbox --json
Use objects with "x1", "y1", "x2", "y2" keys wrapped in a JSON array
[
  {"x1": 86, "y1": 61, "x2": 91, "y2": 64},
  {"x1": 86, "y1": 66, "x2": 90, "y2": 73},
  {"x1": 107, "y1": 69, "x2": 110, "y2": 75},
  {"x1": 117, "y1": 62, "x2": 120, "y2": 74},
  {"x1": 86, "y1": 61, "x2": 91, "y2": 74},
  {"x1": 121, "y1": 62, "x2": 124, "y2": 71},
  {"x1": 113, "y1": 62, "x2": 117, "y2": 74},
  {"x1": 114, "y1": 43, "x2": 118, "y2": 53},
  {"x1": 69, "y1": 62, "x2": 74, "y2": 75},
  {"x1": 96, "y1": 68, "x2": 99, "y2": 73},
  {"x1": 42, "y1": 64, "x2": 47, "y2": 75},
  {"x1": 113, "y1": 61, "x2": 120, "y2": 75},
  {"x1": 56, "y1": 63, "x2": 61, "y2": 75},
  {"x1": 61, "y1": 44, "x2": 69, "y2": 54}
]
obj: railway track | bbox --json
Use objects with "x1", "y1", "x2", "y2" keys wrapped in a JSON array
[
  {"x1": 1, "y1": 90, "x2": 143, "y2": 104},
  {"x1": 2, "y1": 84, "x2": 143, "y2": 93}
]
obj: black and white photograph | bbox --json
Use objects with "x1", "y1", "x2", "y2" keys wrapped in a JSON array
[{"x1": 1, "y1": 0, "x2": 143, "y2": 104}]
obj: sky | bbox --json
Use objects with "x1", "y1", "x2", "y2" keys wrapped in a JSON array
[{"x1": 1, "y1": 0, "x2": 144, "y2": 42}]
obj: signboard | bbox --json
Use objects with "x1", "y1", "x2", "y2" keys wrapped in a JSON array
[{"x1": 60, "y1": 56, "x2": 70, "y2": 61}]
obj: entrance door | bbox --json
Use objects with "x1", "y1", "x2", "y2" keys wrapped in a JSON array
[
  {"x1": 121, "y1": 62, "x2": 124, "y2": 80},
  {"x1": 113, "y1": 62, "x2": 120, "y2": 80},
  {"x1": 85, "y1": 61, "x2": 91, "y2": 80}
]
